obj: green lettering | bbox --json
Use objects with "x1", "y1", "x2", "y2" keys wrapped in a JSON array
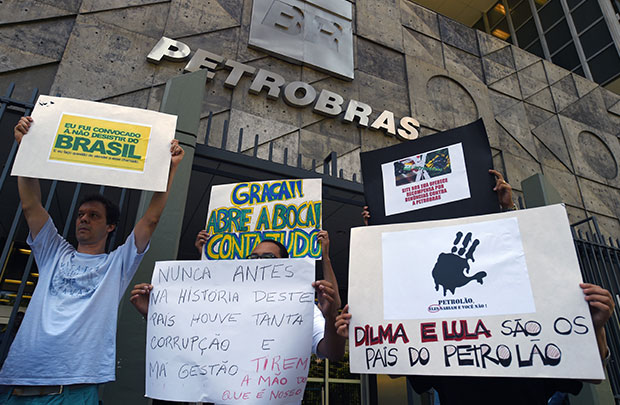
[
  {"x1": 272, "y1": 204, "x2": 287, "y2": 230},
  {"x1": 107, "y1": 142, "x2": 122, "y2": 156},
  {"x1": 89, "y1": 140, "x2": 106, "y2": 154},
  {"x1": 206, "y1": 211, "x2": 219, "y2": 234},
  {"x1": 54, "y1": 134, "x2": 73, "y2": 149},
  {"x1": 72, "y1": 136, "x2": 91, "y2": 151},
  {"x1": 255, "y1": 206, "x2": 271, "y2": 231}
]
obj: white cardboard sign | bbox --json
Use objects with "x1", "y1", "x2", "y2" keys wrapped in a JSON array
[
  {"x1": 146, "y1": 259, "x2": 315, "y2": 403},
  {"x1": 11, "y1": 95, "x2": 176, "y2": 192},
  {"x1": 348, "y1": 205, "x2": 604, "y2": 380}
]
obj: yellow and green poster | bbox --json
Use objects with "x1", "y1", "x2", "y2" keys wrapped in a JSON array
[
  {"x1": 49, "y1": 114, "x2": 151, "y2": 171},
  {"x1": 203, "y1": 179, "x2": 322, "y2": 260}
]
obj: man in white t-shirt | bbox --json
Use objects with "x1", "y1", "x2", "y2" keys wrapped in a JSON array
[{"x1": 0, "y1": 116, "x2": 184, "y2": 404}]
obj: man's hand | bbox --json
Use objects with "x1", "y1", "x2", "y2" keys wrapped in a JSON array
[
  {"x1": 195, "y1": 230, "x2": 210, "y2": 256},
  {"x1": 335, "y1": 304, "x2": 351, "y2": 338},
  {"x1": 14, "y1": 116, "x2": 33, "y2": 144},
  {"x1": 130, "y1": 283, "x2": 153, "y2": 317},
  {"x1": 581, "y1": 283, "x2": 614, "y2": 330},
  {"x1": 489, "y1": 169, "x2": 514, "y2": 210},
  {"x1": 581, "y1": 283, "x2": 614, "y2": 361},
  {"x1": 362, "y1": 206, "x2": 370, "y2": 226},
  {"x1": 312, "y1": 280, "x2": 340, "y2": 321},
  {"x1": 170, "y1": 139, "x2": 184, "y2": 169},
  {"x1": 317, "y1": 230, "x2": 330, "y2": 259},
  {"x1": 133, "y1": 139, "x2": 185, "y2": 253}
]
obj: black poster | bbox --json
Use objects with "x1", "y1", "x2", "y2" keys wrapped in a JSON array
[{"x1": 360, "y1": 119, "x2": 500, "y2": 225}]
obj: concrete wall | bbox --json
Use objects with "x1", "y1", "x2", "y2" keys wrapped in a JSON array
[{"x1": 2, "y1": 0, "x2": 620, "y2": 235}]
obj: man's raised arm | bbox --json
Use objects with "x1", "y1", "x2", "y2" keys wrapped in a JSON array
[
  {"x1": 14, "y1": 117, "x2": 49, "y2": 239},
  {"x1": 313, "y1": 230, "x2": 346, "y2": 361},
  {"x1": 133, "y1": 139, "x2": 184, "y2": 253}
]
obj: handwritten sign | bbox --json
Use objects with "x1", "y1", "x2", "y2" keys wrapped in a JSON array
[
  {"x1": 146, "y1": 259, "x2": 315, "y2": 403},
  {"x1": 11, "y1": 95, "x2": 176, "y2": 191},
  {"x1": 348, "y1": 204, "x2": 605, "y2": 380},
  {"x1": 381, "y1": 143, "x2": 470, "y2": 216},
  {"x1": 204, "y1": 179, "x2": 322, "y2": 260}
]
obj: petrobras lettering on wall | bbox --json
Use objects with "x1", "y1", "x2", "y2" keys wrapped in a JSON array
[
  {"x1": 248, "y1": 0, "x2": 354, "y2": 80},
  {"x1": 147, "y1": 38, "x2": 421, "y2": 141}
]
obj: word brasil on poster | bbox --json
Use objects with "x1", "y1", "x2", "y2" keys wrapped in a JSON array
[
  {"x1": 204, "y1": 179, "x2": 322, "y2": 260},
  {"x1": 50, "y1": 113, "x2": 150, "y2": 171}
]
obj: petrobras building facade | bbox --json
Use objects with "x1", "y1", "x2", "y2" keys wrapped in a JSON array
[{"x1": 1, "y1": 0, "x2": 620, "y2": 403}]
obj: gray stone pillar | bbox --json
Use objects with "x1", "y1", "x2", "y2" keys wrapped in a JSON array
[
  {"x1": 103, "y1": 69, "x2": 208, "y2": 404},
  {"x1": 521, "y1": 173, "x2": 563, "y2": 208}
]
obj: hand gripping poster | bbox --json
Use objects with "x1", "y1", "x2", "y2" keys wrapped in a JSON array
[
  {"x1": 360, "y1": 119, "x2": 500, "y2": 225},
  {"x1": 347, "y1": 205, "x2": 605, "y2": 380},
  {"x1": 203, "y1": 179, "x2": 322, "y2": 260},
  {"x1": 145, "y1": 258, "x2": 315, "y2": 403},
  {"x1": 11, "y1": 95, "x2": 176, "y2": 191}
]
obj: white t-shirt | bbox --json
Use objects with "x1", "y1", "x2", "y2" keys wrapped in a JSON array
[
  {"x1": 312, "y1": 305, "x2": 326, "y2": 357},
  {"x1": 0, "y1": 217, "x2": 146, "y2": 385}
]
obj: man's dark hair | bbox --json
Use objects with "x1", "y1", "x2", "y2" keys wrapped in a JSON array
[
  {"x1": 77, "y1": 194, "x2": 120, "y2": 227},
  {"x1": 260, "y1": 239, "x2": 289, "y2": 258}
]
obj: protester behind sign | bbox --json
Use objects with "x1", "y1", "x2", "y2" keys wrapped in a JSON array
[
  {"x1": 130, "y1": 229, "x2": 345, "y2": 401},
  {"x1": 339, "y1": 170, "x2": 614, "y2": 405}
]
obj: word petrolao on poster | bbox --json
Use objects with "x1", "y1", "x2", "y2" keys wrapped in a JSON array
[
  {"x1": 11, "y1": 95, "x2": 176, "y2": 191},
  {"x1": 204, "y1": 179, "x2": 322, "y2": 260},
  {"x1": 360, "y1": 119, "x2": 499, "y2": 225},
  {"x1": 146, "y1": 259, "x2": 315, "y2": 403},
  {"x1": 347, "y1": 205, "x2": 604, "y2": 380}
]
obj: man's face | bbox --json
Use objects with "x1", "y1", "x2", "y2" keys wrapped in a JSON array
[
  {"x1": 75, "y1": 201, "x2": 115, "y2": 245},
  {"x1": 250, "y1": 241, "x2": 282, "y2": 259}
]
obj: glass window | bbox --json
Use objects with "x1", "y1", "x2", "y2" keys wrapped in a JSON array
[
  {"x1": 572, "y1": 0, "x2": 603, "y2": 33},
  {"x1": 580, "y1": 20, "x2": 613, "y2": 58},
  {"x1": 589, "y1": 45, "x2": 620, "y2": 84},
  {"x1": 473, "y1": 17, "x2": 486, "y2": 32},
  {"x1": 534, "y1": 0, "x2": 549, "y2": 9},
  {"x1": 552, "y1": 43, "x2": 580, "y2": 70},
  {"x1": 539, "y1": 0, "x2": 564, "y2": 31},
  {"x1": 572, "y1": 66, "x2": 585, "y2": 77},
  {"x1": 567, "y1": 0, "x2": 584, "y2": 10},
  {"x1": 526, "y1": 40, "x2": 545, "y2": 58},
  {"x1": 545, "y1": 19, "x2": 571, "y2": 53},
  {"x1": 488, "y1": 2, "x2": 507, "y2": 27},
  {"x1": 329, "y1": 384, "x2": 361, "y2": 404},
  {"x1": 511, "y1": 0, "x2": 533, "y2": 29},
  {"x1": 507, "y1": 0, "x2": 523, "y2": 8},
  {"x1": 491, "y1": 18, "x2": 511, "y2": 42},
  {"x1": 516, "y1": 18, "x2": 538, "y2": 47}
]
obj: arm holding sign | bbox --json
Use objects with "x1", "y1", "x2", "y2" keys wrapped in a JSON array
[
  {"x1": 313, "y1": 230, "x2": 346, "y2": 361},
  {"x1": 14, "y1": 117, "x2": 49, "y2": 239},
  {"x1": 130, "y1": 283, "x2": 153, "y2": 317},
  {"x1": 581, "y1": 283, "x2": 614, "y2": 361},
  {"x1": 489, "y1": 169, "x2": 516, "y2": 210},
  {"x1": 133, "y1": 139, "x2": 184, "y2": 253},
  {"x1": 195, "y1": 229, "x2": 209, "y2": 256}
]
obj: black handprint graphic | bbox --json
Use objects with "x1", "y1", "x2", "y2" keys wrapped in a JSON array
[{"x1": 431, "y1": 231, "x2": 487, "y2": 296}]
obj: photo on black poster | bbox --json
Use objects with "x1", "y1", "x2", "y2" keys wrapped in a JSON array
[{"x1": 360, "y1": 119, "x2": 500, "y2": 225}]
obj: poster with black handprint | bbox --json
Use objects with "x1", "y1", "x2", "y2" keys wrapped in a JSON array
[
  {"x1": 382, "y1": 217, "x2": 536, "y2": 320},
  {"x1": 348, "y1": 205, "x2": 604, "y2": 380}
]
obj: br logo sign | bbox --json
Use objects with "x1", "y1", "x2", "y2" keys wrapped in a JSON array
[{"x1": 249, "y1": 0, "x2": 354, "y2": 80}]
